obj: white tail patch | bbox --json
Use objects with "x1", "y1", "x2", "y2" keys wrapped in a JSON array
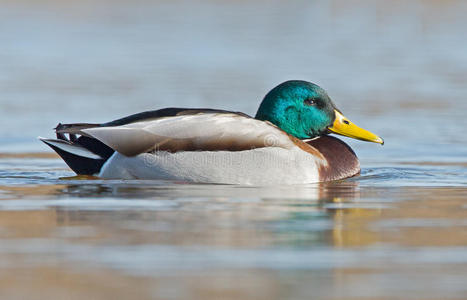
[{"x1": 38, "y1": 137, "x2": 102, "y2": 160}]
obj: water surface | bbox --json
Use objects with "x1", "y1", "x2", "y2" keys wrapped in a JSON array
[{"x1": 1, "y1": 0, "x2": 467, "y2": 299}]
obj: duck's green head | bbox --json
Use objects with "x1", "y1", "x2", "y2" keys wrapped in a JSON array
[{"x1": 255, "y1": 80, "x2": 383, "y2": 144}]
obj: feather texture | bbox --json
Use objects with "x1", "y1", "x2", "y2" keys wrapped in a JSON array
[{"x1": 83, "y1": 113, "x2": 298, "y2": 156}]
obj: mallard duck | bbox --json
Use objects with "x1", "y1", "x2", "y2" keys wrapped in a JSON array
[{"x1": 39, "y1": 80, "x2": 383, "y2": 185}]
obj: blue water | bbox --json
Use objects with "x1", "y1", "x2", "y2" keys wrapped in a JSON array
[{"x1": 1, "y1": 0, "x2": 467, "y2": 299}]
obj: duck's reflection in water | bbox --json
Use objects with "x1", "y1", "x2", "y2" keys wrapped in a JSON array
[{"x1": 33, "y1": 180, "x2": 365, "y2": 249}]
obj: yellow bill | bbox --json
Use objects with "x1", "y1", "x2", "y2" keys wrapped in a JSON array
[{"x1": 328, "y1": 110, "x2": 384, "y2": 145}]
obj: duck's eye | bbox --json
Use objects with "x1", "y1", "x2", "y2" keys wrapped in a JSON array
[{"x1": 304, "y1": 98, "x2": 317, "y2": 106}]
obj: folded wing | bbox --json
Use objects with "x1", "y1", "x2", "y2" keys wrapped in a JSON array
[{"x1": 83, "y1": 113, "x2": 296, "y2": 156}]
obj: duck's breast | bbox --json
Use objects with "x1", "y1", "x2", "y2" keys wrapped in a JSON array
[{"x1": 306, "y1": 135, "x2": 360, "y2": 181}]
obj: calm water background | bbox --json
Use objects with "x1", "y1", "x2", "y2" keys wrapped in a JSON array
[{"x1": 1, "y1": 0, "x2": 467, "y2": 299}]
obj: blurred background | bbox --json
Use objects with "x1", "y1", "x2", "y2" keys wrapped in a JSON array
[
  {"x1": 1, "y1": 0, "x2": 467, "y2": 158},
  {"x1": 1, "y1": 1, "x2": 467, "y2": 299}
]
